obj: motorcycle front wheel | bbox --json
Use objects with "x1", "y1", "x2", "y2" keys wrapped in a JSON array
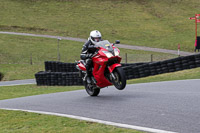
[
  {"x1": 84, "y1": 81, "x2": 100, "y2": 96},
  {"x1": 112, "y1": 67, "x2": 126, "y2": 90}
]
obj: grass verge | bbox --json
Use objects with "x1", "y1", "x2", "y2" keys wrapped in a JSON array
[
  {"x1": 0, "y1": 85, "x2": 83, "y2": 100},
  {"x1": 0, "y1": 109, "x2": 141, "y2": 133},
  {"x1": 0, "y1": 64, "x2": 44, "y2": 81}
]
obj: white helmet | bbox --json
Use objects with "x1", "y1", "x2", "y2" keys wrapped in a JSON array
[{"x1": 89, "y1": 30, "x2": 102, "y2": 44}]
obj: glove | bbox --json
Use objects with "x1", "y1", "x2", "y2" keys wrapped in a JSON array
[{"x1": 86, "y1": 53, "x2": 93, "y2": 58}]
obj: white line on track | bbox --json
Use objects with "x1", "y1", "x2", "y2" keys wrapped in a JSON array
[{"x1": 1, "y1": 108, "x2": 177, "y2": 133}]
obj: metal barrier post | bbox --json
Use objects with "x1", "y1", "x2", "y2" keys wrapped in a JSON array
[{"x1": 125, "y1": 53, "x2": 127, "y2": 64}]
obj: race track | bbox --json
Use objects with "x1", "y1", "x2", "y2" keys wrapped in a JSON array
[{"x1": 0, "y1": 79, "x2": 200, "y2": 133}]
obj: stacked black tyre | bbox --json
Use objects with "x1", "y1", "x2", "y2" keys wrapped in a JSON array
[
  {"x1": 122, "y1": 62, "x2": 149, "y2": 80},
  {"x1": 195, "y1": 54, "x2": 200, "y2": 67},
  {"x1": 35, "y1": 71, "x2": 83, "y2": 86}
]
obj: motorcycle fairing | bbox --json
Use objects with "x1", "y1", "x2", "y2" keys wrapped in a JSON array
[{"x1": 92, "y1": 62, "x2": 112, "y2": 88}]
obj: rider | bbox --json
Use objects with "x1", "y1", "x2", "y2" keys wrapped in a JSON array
[{"x1": 80, "y1": 30, "x2": 102, "y2": 83}]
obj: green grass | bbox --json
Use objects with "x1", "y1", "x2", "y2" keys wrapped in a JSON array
[
  {"x1": 0, "y1": 85, "x2": 83, "y2": 100},
  {"x1": 0, "y1": 34, "x2": 83, "y2": 64},
  {"x1": 0, "y1": 0, "x2": 200, "y2": 52},
  {"x1": 0, "y1": 64, "x2": 44, "y2": 81},
  {"x1": 0, "y1": 109, "x2": 141, "y2": 133}
]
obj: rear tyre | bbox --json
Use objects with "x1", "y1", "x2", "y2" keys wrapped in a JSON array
[
  {"x1": 84, "y1": 81, "x2": 100, "y2": 96},
  {"x1": 112, "y1": 67, "x2": 126, "y2": 90}
]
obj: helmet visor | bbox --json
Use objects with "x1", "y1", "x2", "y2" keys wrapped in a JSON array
[{"x1": 93, "y1": 37, "x2": 101, "y2": 42}]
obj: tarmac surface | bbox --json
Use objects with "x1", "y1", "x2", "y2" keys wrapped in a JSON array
[{"x1": 0, "y1": 79, "x2": 36, "y2": 86}]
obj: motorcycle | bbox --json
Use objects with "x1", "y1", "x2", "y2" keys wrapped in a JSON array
[{"x1": 76, "y1": 40, "x2": 126, "y2": 96}]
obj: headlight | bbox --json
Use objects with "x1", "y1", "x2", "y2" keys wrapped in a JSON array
[
  {"x1": 102, "y1": 51, "x2": 113, "y2": 58},
  {"x1": 114, "y1": 48, "x2": 119, "y2": 56}
]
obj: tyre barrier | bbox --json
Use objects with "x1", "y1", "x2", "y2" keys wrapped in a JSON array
[
  {"x1": 123, "y1": 54, "x2": 200, "y2": 80},
  {"x1": 35, "y1": 53, "x2": 200, "y2": 86},
  {"x1": 36, "y1": 62, "x2": 148, "y2": 86}
]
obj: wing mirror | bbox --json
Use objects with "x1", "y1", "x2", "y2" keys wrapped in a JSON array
[
  {"x1": 113, "y1": 40, "x2": 120, "y2": 46},
  {"x1": 115, "y1": 40, "x2": 120, "y2": 44}
]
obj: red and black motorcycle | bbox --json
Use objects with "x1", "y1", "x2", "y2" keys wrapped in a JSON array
[{"x1": 76, "y1": 40, "x2": 126, "y2": 96}]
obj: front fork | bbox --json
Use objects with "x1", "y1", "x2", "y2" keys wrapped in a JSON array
[
  {"x1": 107, "y1": 63, "x2": 121, "y2": 81},
  {"x1": 108, "y1": 66, "x2": 116, "y2": 80}
]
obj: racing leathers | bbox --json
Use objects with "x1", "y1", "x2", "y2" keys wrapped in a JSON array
[{"x1": 80, "y1": 40, "x2": 97, "y2": 83}]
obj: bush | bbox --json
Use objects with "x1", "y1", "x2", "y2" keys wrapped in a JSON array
[{"x1": 0, "y1": 72, "x2": 4, "y2": 81}]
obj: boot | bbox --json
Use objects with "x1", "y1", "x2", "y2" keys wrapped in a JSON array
[
  {"x1": 83, "y1": 73, "x2": 91, "y2": 84},
  {"x1": 86, "y1": 76, "x2": 92, "y2": 84},
  {"x1": 83, "y1": 73, "x2": 88, "y2": 81}
]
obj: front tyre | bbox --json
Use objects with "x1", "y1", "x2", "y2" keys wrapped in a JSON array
[
  {"x1": 112, "y1": 67, "x2": 126, "y2": 90},
  {"x1": 84, "y1": 81, "x2": 100, "y2": 96}
]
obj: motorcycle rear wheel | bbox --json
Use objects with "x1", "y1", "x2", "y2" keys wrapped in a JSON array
[
  {"x1": 112, "y1": 67, "x2": 126, "y2": 90},
  {"x1": 84, "y1": 82, "x2": 100, "y2": 96}
]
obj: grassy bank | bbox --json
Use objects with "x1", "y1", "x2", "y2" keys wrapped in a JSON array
[
  {"x1": 0, "y1": 34, "x2": 177, "y2": 81},
  {"x1": 0, "y1": 64, "x2": 44, "y2": 81},
  {"x1": 0, "y1": 34, "x2": 177, "y2": 64},
  {"x1": 0, "y1": 0, "x2": 200, "y2": 51}
]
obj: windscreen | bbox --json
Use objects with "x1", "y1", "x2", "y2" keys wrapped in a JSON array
[{"x1": 95, "y1": 40, "x2": 113, "y2": 52}]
